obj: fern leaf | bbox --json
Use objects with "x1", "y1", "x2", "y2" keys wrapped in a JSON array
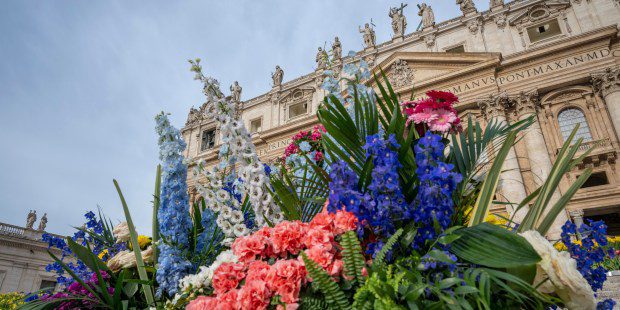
[
  {"x1": 300, "y1": 296, "x2": 329, "y2": 310},
  {"x1": 341, "y1": 231, "x2": 367, "y2": 287},
  {"x1": 372, "y1": 228, "x2": 403, "y2": 270},
  {"x1": 300, "y1": 252, "x2": 351, "y2": 310}
]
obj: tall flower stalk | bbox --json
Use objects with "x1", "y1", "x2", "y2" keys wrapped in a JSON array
[
  {"x1": 155, "y1": 112, "x2": 194, "y2": 296},
  {"x1": 189, "y1": 59, "x2": 283, "y2": 237}
]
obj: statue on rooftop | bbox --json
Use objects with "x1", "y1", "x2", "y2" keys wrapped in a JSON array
[
  {"x1": 457, "y1": 0, "x2": 478, "y2": 14},
  {"x1": 26, "y1": 210, "x2": 37, "y2": 229},
  {"x1": 230, "y1": 81, "x2": 242, "y2": 102},
  {"x1": 490, "y1": 0, "x2": 505, "y2": 8},
  {"x1": 389, "y1": 3, "x2": 408, "y2": 37},
  {"x1": 358, "y1": 22, "x2": 376, "y2": 49},
  {"x1": 38, "y1": 213, "x2": 47, "y2": 231},
  {"x1": 272, "y1": 65, "x2": 284, "y2": 87},
  {"x1": 315, "y1": 47, "x2": 328, "y2": 70},
  {"x1": 418, "y1": 3, "x2": 435, "y2": 29},
  {"x1": 332, "y1": 37, "x2": 342, "y2": 61}
]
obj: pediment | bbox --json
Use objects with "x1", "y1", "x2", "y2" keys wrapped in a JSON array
[
  {"x1": 371, "y1": 52, "x2": 501, "y2": 92},
  {"x1": 509, "y1": 0, "x2": 571, "y2": 26}
]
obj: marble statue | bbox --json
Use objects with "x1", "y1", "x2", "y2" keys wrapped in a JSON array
[
  {"x1": 490, "y1": 0, "x2": 505, "y2": 8},
  {"x1": 186, "y1": 107, "x2": 200, "y2": 126},
  {"x1": 272, "y1": 65, "x2": 284, "y2": 87},
  {"x1": 38, "y1": 213, "x2": 47, "y2": 231},
  {"x1": 418, "y1": 3, "x2": 435, "y2": 28},
  {"x1": 230, "y1": 81, "x2": 242, "y2": 102},
  {"x1": 457, "y1": 0, "x2": 478, "y2": 14},
  {"x1": 332, "y1": 37, "x2": 342, "y2": 61},
  {"x1": 315, "y1": 47, "x2": 328, "y2": 69},
  {"x1": 358, "y1": 23, "x2": 376, "y2": 49},
  {"x1": 26, "y1": 210, "x2": 37, "y2": 229},
  {"x1": 389, "y1": 3, "x2": 408, "y2": 37}
]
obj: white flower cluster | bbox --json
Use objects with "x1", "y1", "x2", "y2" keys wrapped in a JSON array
[
  {"x1": 519, "y1": 230, "x2": 596, "y2": 310},
  {"x1": 169, "y1": 250, "x2": 238, "y2": 306},
  {"x1": 194, "y1": 165, "x2": 249, "y2": 246},
  {"x1": 189, "y1": 58, "x2": 283, "y2": 234}
]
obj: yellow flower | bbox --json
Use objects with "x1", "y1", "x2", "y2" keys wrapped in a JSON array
[
  {"x1": 554, "y1": 241, "x2": 567, "y2": 251},
  {"x1": 138, "y1": 235, "x2": 152, "y2": 249},
  {"x1": 484, "y1": 212, "x2": 509, "y2": 226},
  {"x1": 98, "y1": 249, "x2": 109, "y2": 260}
]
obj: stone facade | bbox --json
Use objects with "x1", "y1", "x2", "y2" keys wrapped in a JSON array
[
  {"x1": 0, "y1": 221, "x2": 61, "y2": 293},
  {"x1": 182, "y1": 0, "x2": 620, "y2": 237}
]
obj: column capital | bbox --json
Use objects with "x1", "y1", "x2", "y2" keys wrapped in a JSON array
[
  {"x1": 478, "y1": 92, "x2": 510, "y2": 121},
  {"x1": 592, "y1": 67, "x2": 620, "y2": 98},
  {"x1": 514, "y1": 90, "x2": 540, "y2": 118}
]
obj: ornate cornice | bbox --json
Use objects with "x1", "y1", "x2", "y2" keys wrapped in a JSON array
[{"x1": 592, "y1": 67, "x2": 620, "y2": 98}]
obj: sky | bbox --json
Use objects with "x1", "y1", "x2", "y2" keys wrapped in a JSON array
[{"x1": 0, "y1": 0, "x2": 490, "y2": 235}]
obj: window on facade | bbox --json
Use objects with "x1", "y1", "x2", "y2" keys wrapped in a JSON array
[
  {"x1": 250, "y1": 118, "x2": 262, "y2": 133},
  {"x1": 446, "y1": 45, "x2": 465, "y2": 53},
  {"x1": 289, "y1": 102, "x2": 308, "y2": 119},
  {"x1": 581, "y1": 172, "x2": 609, "y2": 189},
  {"x1": 558, "y1": 108, "x2": 592, "y2": 142},
  {"x1": 201, "y1": 129, "x2": 216, "y2": 151},
  {"x1": 527, "y1": 19, "x2": 562, "y2": 43},
  {"x1": 40, "y1": 280, "x2": 56, "y2": 291}
]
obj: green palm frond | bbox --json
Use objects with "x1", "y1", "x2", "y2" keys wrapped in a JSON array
[{"x1": 517, "y1": 125, "x2": 593, "y2": 235}]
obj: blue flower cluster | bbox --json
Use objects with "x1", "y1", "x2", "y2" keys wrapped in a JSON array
[
  {"x1": 328, "y1": 134, "x2": 409, "y2": 256},
  {"x1": 560, "y1": 220, "x2": 614, "y2": 292},
  {"x1": 155, "y1": 113, "x2": 194, "y2": 296},
  {"x1": 41, "y1": 211, "x2": 115, "y2": 287},
  {"x1": 411, "y1": 132, "x2": 462, "y2": 250}
]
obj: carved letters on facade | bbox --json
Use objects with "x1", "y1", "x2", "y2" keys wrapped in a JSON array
[{"x1": 389, "y1": 59, "x2": 415, "y2": 89}]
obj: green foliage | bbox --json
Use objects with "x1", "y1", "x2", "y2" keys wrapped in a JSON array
[
  {"x1": 300, "y1": 296, "x2": 329, "y2": 310},
  {"x1": 300, "y1": 251, "x2": 351, "y2": 310},
  {"x1": 517, "y1": 125, "x2": 593, "y2": 235},
  {"x1": 340, "y1": 231, "x2": 367, "y2": 288},
  {"x1": 449, "y1": 223, "x2": 540, "y2": 268},
  {"x1": 372, "y1": 228, "x2": 403, "y2": 271},
  {"x1": 270, "y1": 154, "x2": 330, "y2": 222},
  {"x1": 467, "y1": 131, "x2": 517, "y2": 227},
  {"x1": 113, "y1": 179, "x2": 156, "y2": 306}
]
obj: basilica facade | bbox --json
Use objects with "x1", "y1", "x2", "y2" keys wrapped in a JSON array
[{"x1": 182, "y1": 0, "x2": 620, "y2": 236}]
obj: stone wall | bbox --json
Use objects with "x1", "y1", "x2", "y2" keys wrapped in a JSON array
[{"x1": 598, "y1": 271, "x2": 620, "y2": 304}]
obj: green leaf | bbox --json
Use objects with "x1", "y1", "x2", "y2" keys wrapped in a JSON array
[
  {"x1": 114, "y1": 179, "x2": 155, "y2": 306},
  {"x1": 341, "y1": 231, "x2": 367, "y2": 288},
  {"x1": 450, "y1": 223, "x2": 540, "y2": 268},
  {"x1": 152, "y1": 164, "x2": 161, "y2": 264},
  {"x1": 468, "y1": 131, "x2": 517, "y2": 227},
  {"x1": 65, "y1": 238, "x2": 111, "y2": 274}
]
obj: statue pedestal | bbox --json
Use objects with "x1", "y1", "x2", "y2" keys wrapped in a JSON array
[{"x1": 391, "y1": 36, "x2": 404, "y2": 43}]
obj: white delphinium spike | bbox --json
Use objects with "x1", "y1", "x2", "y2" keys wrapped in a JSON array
[{"x1": 189, "y1": 58, "x2": 283, "y2": 231}]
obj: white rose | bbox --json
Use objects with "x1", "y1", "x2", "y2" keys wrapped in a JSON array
[
  {"x1": 112, "y1": 222, "x2": 131, "y2": 243},
  {"x1": 519, "y1": 230, "x2": 596, "y2": 310}
]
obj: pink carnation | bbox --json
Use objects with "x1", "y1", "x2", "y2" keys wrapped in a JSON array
[
  {"x1": 212, "y1": 262, "x2": 246, "y2": 295},
  {"x1": 245, "y1": 260, "x2": 271, "y2": 284},
  {"x1": 304, "y1": 227, "x2": 334, "y2": 250},
  {"x1": 333, "y1": 210, "x2": 358, "y2": 234},
  {"x1": 277, "y1": 304, "x2": 299, "y2": 310},
  {"x1": 237, "y1": 280, "x2": 271, "y2": 310},
  {"x1": 271, "y1": 221, "x2": 306, "y2": 255},
  {"x1": 314, "y1": 151, "x2": 324, "y2": 162},
  {"x1": 266, "y1": 259, "x2": 306, "y2": 303},
  {"x1": 217, "y1": 289, "x2": 240, "y2": 310},
  {"x1": 232, "y1": 235, "x2": 269, "y2": 263},
  {"x1": 186, "y1": 296, "x2": 218, "y2": 310},
  {"x1": 300, "y1": 245, "x2": 334, "y2": 271},
  {"x1": 309, "y1": 211, "x2": 334, "y2": 232}
]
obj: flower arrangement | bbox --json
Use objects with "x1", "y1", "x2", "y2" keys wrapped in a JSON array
[
  {"x1": 20, "y1": 56, "x2": 619, "y2": 310},
  {"x1": 282, "y1": 125, "x2": 327, "y2": 167}
]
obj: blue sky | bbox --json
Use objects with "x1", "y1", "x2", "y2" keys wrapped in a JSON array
[{"x1": 0, "y1": 0, "x2": 488, "y2": 235}]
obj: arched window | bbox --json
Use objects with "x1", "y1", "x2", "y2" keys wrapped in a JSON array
[{"x1": 557, "y1": 108, "x2": 592, "y2": 142}]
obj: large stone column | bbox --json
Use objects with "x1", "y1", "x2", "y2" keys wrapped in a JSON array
[
  {"x1": 514, "y1": 90, "x2": 567, "y2": 238},
  {"x1": 592, "y1": 67, "x2": 620, "y2": 141},
  {"x1": 478, "y1": 93, "x2": 529, "y2": 223}
]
